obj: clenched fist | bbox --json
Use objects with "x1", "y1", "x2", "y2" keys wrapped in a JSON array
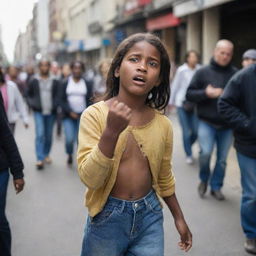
[{"x1": 106, "y1": 100, "x2": 132, "y2": 135}]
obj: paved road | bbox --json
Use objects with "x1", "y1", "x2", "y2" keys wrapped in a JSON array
[{"x1": 6, "y1": 113, "x2": 250, "y2": 256}]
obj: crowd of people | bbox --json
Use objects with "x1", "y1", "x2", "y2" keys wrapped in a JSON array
[
  {"x1": 170, "y1": 44, "x2": 256, "y2": 254},
  {"x1": 0, "y1": 33, "x2": 256, "y2": 255}
]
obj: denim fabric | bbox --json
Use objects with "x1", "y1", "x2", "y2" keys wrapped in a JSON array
[
  {"x1": 177, "y1": 107, "x2": 198, "y2": 157},
  {"x1": 81, "y1": 190, "x2": 164, "y2": 256},
  {"x1": 237, "y1": 152, "x2": 256, "y2": 239},
  {"x1": 198, "y1": 120, "x2": 233, "y2": 190},
  {"x1": 63, "y1": 118, "x2": 80, "y2": 155},
  {"x1": 34, "y1": 112, "x2": 56, "y2": 161},
  {"x1": 0, "y1": 170, "x2": 11, "y2": 256}
]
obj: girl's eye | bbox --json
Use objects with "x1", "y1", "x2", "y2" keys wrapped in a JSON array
[
  {"x1": 149, "y1": 61, "x2": 158, "y2": 67},
  {"x1": 129, "y1": 57, "x2": 139, "y2": 62}
]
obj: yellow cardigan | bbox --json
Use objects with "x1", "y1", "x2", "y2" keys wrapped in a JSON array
[{"x1": 77, "y1": 101, "x2": 175, "y2": 217}]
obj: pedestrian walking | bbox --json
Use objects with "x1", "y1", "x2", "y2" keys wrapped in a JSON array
[
  {"x1": 27, "y1": 60, "x2": 60, "y2": 170},
  {"x1": 241, "y1": 49, "x2": 256, "y2": 68},
  {"x1": 218, "y1": 63, "x2": 256, "y2": 255},
  {"x1": 77, "y1": 33, "x2": 192, "y2": 256},
  {"x1": 186, "y1": 40, "x2": 237, "y2": 200},
  {"x1": 93, "y1": 58, "x2": 111, "y2": 99},
  {"x1": 0, "y1": 93, "x2": 25, "y2": 256},
  {"x1": 60, "y1": 61, "x2": 93, "y2": 165},
  {"x1": 0, "y1": 69, "x2": 29, "y2": 134},
  {"x1": 169, "y1": 50, "x2": 201, "y2": 164}
]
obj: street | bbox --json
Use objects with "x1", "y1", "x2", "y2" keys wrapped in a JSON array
[{"x1": 6, "y1": 113, "x2": 250, "y2": 256}]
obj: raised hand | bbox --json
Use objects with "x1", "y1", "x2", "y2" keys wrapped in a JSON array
[{"x1": 106, "y1": 100, "x2": 132, "y2": 135}]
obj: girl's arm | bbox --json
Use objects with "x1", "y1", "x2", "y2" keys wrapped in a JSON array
[
  {"x1": 163, "y1": 194, "x2": 192, "y2": 252},
  {"x1": 158, "y1": 120, "x2": 192, "y2": 252},
  {"x1": 77, "y1": 100, "x2": 131, "y2": 189}
]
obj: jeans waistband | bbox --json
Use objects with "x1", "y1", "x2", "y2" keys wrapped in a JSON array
[{"x1": 107, "y1": 190, "x2": 158, "y2": 212}]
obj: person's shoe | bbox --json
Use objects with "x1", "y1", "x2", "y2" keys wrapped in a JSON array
[
  {"x1": 245, "y1": 238, "x2": 256, "y2": 254},
  {"x1": 36, "y1": 161, "x2": 44, "y2": 170},
  {"x1": 44, "y1": 156, "x2": 52, "y2": 164},
  {"x1": 210, "y1": 190, "x2": 225, "y2": 201},
  {"x1": 67, "y1": 155, "x2": 73, "y2": 165},
  {"x1": 186, "y1": 156, "x2": 194, "y2": 165},
  {"x1": 198, "y1": 182, "x2": 207, "y2": 198}
]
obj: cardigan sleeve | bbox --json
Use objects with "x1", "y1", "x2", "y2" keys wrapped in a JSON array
[
  {"x1": 158, "y1": 121, "x2": 175, "y2": 197},
  {"x1": 77, "y1": 106, "x2": 114, "y2": 190}
]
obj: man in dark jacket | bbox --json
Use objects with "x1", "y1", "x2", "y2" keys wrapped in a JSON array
[
  {"x1": 186, "y1": 40, "x2": 237, "y2": 200},
  {"x1": 27, "y1": 60, "x2": 60, "y2": 169},
  {"x1": 218, "y1": 64, "x2": 256, "y2": 254},
  {"x1": 0, "y1": 93, "x2": 25, "y2": 256}
]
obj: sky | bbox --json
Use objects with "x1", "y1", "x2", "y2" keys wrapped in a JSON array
[{"x1": 0, "y1": 0, "x2": 37, "y2": 62}]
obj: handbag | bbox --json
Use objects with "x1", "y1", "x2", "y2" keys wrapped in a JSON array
[{"x1": 182, "y1": 100, "x2": 195, "y2": 113}]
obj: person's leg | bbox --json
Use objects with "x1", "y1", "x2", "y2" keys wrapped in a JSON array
[
  {"x1": 80, "y1": 199, "x2": 129, "y2": 256},
  {"x1": 34, "y1": 112, "x2": 45, "y2": 161},
  {"x1": 189, "y1": 112, "x2": 198, "y2": 146},
  {"x1": 210, "y1": 129, "x2": 232, "y2": 191},
  {"x1": 198, "y1": 120, "x2": 216, "y2": 185},
  {"x1": 63, "y1": 118, "x2": 76, "y2": 156},
  {"x1": 0, "y1": 170, "x2": 11, "y2": 256},
  {"x1": 44, "y1": 114, "x2": 56, "y2": 159},
  {"x1": 237, "y1": 152, "x2": 256, "y2": 240},
  {"x1": 126, "y1": 192, "x2": 164, "y2": 256},
  {"x1": 177, "y1": 107, "x2": 194, "y2": 158}
]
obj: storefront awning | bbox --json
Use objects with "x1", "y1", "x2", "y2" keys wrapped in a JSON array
[{"x1": 146, "y1": 13, "x2": 180, "y2": 31}]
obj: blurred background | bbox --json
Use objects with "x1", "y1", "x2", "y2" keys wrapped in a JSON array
[{"x1": 0, "y1": 0, "x2": 255, "y2": 69}]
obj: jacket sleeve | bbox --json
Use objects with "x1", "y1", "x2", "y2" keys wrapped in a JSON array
[
  {"x1": 77, "y1": 107, "x2": 114, "y2": 190},
  {"x1": 60, "y1": 81, "x2": 72, "y2": 115},
  {"x1": 186, "y1": 69, "x2": 208, "y2": 103},
  {"x1": 0, "y1": 94, "x2": 24, "y2": 179},
  {"x1": 158, "y1": 122, "x2": 175, "y2": 198},
  {"x1": 218, "y1": 74, "x2": 255, "y2": 135},
  {"x1": 13, "y1": 84, "x2": 29, "y2": 124},
  {"x1": 169, "y1": 68, "x2": 182, "y2": 105}
]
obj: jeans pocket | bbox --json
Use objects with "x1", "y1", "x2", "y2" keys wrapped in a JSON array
[
  {"x1": 90, "y1": 206, "x2": 118, "y2": 226},
  {"x1": 147, "y1": 200, "x2": 163, "y2": 214}
]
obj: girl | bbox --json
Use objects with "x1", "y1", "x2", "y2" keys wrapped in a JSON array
[
  {"x1": 169, "y1": 50, "x2": 201, "y2": 164},
  {"x1": 77, "y1": 33, "x2": 192, "y2": 256},
  {"x1": 61, "y1": 61, "x2": 93, "y2": 165}
]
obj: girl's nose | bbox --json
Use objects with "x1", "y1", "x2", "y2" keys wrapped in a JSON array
[{"x1": 137, "y1": 63, "x2": 147, "y2": 73}]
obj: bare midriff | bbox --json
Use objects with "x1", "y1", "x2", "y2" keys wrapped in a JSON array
[{"x1": 110, "y1": 132, "x2": 152, "y2": 200}]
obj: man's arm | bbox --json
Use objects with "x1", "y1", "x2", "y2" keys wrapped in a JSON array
[
  {"x1": 186, "y1": 69, "x2": 208, "y2": 103},
  {"x1": 218, "y1": 74, "x2": 255, "y2": 135}
]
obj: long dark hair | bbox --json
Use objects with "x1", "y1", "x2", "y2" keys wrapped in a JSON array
[{"x1": 103, "y1": 33, "x2": 171, "y2": 110}]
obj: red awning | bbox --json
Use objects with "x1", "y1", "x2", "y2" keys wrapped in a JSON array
[
  {"x1": 138, "y1": 0, "x2": 151, "y2": 6},
  {"x1": 146, "y1": 13, "x2": 180, "y2": 31}
]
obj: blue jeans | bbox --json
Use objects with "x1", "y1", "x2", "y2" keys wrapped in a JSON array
[
  {"x1": 81, "y1": 190, "x2": 164, "y2": 256},
  {"x1": 237, "y1": 152, "x2": 256, "y2": 239},
  {"x1": 0, "y1": 170, "x2": 11, "y2": 256},
  {"x1": 177, "y1": 107, "x2": 198, "y2": 157},
  {"x1": 34, "y1": 112, "x2": 56, "y2": 161},
  {"x1": 198, "y1": 120, "x2": 233, "y2": 190},
  {"x1": 63, "y1": 118, "x2": 80, "y2": 155}
]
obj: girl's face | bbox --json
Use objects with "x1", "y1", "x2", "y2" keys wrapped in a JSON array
[{"x1": 115, "y1": 41, "x2": 161, "y2": 98}]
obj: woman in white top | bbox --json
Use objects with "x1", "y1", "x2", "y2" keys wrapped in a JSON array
[
  {"x1": 169, "y1": 50, "x2": 201, "y2": 164},
  {"x1": 0, "y1": 69, "x2": 29, "y2": 134},
  {"x1": 60, "y1": 61, "x2": 93, "y2": 165}
]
